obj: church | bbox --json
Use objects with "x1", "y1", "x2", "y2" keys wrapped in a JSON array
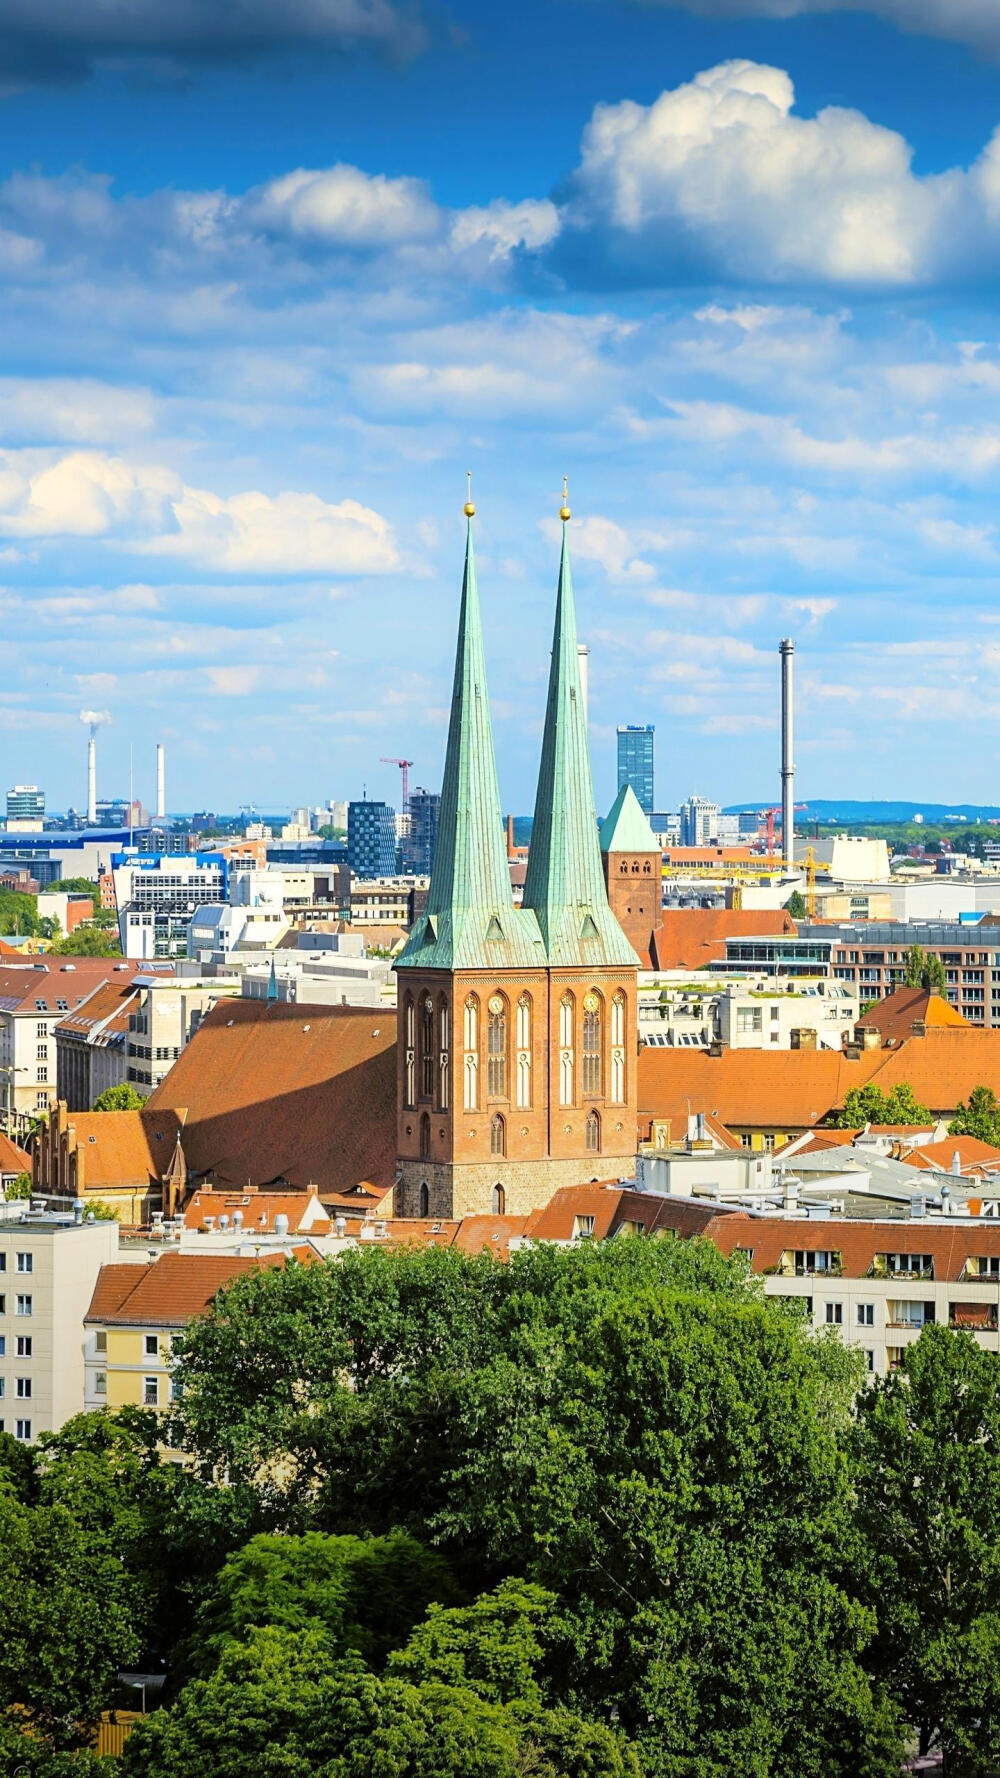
[{"x1": 394, "y1": 492, "x2": 654, "y2": 1220}]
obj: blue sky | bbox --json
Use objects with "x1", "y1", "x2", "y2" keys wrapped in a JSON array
[{"x1": 3, "y1": 0, "x2": 1000, "y2": 817}]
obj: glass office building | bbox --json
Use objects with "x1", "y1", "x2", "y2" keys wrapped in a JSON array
[{"x1": 616, "y1": 725, "x2": 655, "y2": 815}]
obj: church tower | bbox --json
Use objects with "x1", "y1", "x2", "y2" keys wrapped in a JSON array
[
  {"x1": 599, "y1": 783, "x2": 661, "y2": 963},
  {"x1": 394, "y1": 492, "x2": 639, "y2": 1220}
]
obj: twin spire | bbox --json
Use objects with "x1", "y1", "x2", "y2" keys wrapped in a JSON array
[{"x1": 397, "y1": 487, "x2": 638, "y2": 973}]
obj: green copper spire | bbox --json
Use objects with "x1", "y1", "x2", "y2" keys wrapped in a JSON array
[
  {"x1": 397, "y1": 503, "x2": 542, "y2": 972},
  {"x1": 599, "y1": 782, "x2": 659, "y2": 855},
  {"x1": 522, "y1": 498, "x2": 639, "y2": 968}
]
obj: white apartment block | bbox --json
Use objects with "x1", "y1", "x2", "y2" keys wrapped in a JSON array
[
  {"x1": 639, "y1": 976, "x2": 859, "y2": 1052},
  {"x1": 0, "y1": 1206, "x2": 119, "y2": 1440}
]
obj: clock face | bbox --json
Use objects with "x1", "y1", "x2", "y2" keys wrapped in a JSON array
[
  {"x1": 424, "y1": 996, "x2": 434, "y2": 1012},
  {"x1": 583, "y1": 992, "x2": 600, "y2": 1012},
  {"x1": 488, "y1": 995, "x2": 505, "y2": 1015}
]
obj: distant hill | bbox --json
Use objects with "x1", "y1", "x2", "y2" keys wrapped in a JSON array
[{"x1": 724, "y1": 800, "x2": 1000, "y2": 823}]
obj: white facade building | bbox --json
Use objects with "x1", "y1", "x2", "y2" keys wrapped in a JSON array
[{"x1": 0, "y1": 1206, "x2": 119, "y2": 1440}]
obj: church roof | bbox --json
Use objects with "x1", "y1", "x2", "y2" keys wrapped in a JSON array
[
  {"x1": 521, "y1": 519, "x2": 638, "y2": 969},
  {"x1": 599, "y1": 782, "x2": 659, "y2": 856},
  {"x1": 397, "y1": 514, "x2": 542, "y2": 972}
]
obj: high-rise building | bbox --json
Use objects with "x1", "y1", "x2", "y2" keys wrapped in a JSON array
[
  {"x1": 616, "y1": 725, "x2": 654, "y2": 815},
  {"x1": 679, "y1": 795, "x2": 721, "y2": 846},
  {"x1": 6, "y1": 785, "x2": 44, "y2": 832},
  {"x1": 405, "y1": 787, "x2": 440, "y2": 875},
  {"x1": 347, "y1": 800, "x2": 397, "y2": 877},
  {"x1": 394, "y1": 500, "x2": 639, "y2": 1221}
]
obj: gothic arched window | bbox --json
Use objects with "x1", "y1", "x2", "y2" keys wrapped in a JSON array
[
  {"x1": 404, "y1": 994, "x2": 415, "y2": 1108},
  {"x1": 582, "y1": 993, "x2": 602, "y2": 1095},
  {"x1": 418, "y1": 1181, "x2": 429, "y2": 1217},
  {"x1": 487, "y1": 995, "x2": 507, "y2": 1099},
  {"x1": 492, "y1": 1182, "x2": 506, "y2": 1214},
  {"x1": 463, "y1": 995, "x2": 479, "y2": 1111},
  {"x1": 559, "y1": 992, "x2": 574, "y2": 1106},
  {"x1": 438, "y1": 994, "x2": 450, "y2": 1111},
  {"x1": 490, "y1": 1112, "x2": 506, "y2": 1157},
  {"x1": 515, "y1": 993, "x2": 531, "y2": 1109},
  {"x1": 419, "y1": 1112, "x2": 431, "y2": 1160},
  {"x1": 421, "y1": 995, "x2": 435, "y2": 1098},
  {"x1": 611, "y1": 990, "x2": 626, "y2": 1104},
  {"x1": 586, "y1": 1109, "x2": 601, "y2": 1153}
]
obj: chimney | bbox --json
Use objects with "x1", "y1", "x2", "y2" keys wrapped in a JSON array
[
  {"x1": 506, "y1": 813, "x2": 515, "y2": 859},
  {"x1": 780, "y1": 638, "x2": 795, "y2": 868},
  {"x1": 791, "y1": 1028, "x2": 817, "y2": 1051},
  {"x1": 156, "y1": 742, "x2": 165, "y2": 821},
  {"x1": 861, "y1": 1028, "x2": 882, "y2": 1051},
  {"x1": 87, "y1": 732, "x2": 97, "y2": 826}
]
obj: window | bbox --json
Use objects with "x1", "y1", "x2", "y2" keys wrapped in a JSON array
[
  {"x1": 882, "y1": 1253, "x2": 933, "y2": 1278},
  {"x1": 825, "y1": 1302, "x2": 843, "y2": 1325},
  {"x1": 15, "y1": 1419, "x2": 31, "y2": 1441},
  {"x1": 419, "y1": 1112, "x2": 431, "y2": 1160},
  {"x1": 95, "y1": 1372, "x2": 107, "y2": 1395},
  {"x1": 574, "y1": 1215, "x2": 596, "y2": 1240},
  {"x1": 492, "y1": 1183, "x2": 505, "y2": 1215},
  {"x1": 36, "y1": 1068, "x2": 47, "y2": 1084},
  {"x1": 737, "y1": 1006, "x2": 764, "y2": 1034},
  {"x1": 516, "y1": 995, "x2": 532, "y2": 1109},
  {"x1": 15, "y1": 1296, "x2": 31, "y2": 1317},
  {"x1": 16, "y1": 1253, "x2": 32, "y2": 1275},
  {"x1": 586, "y1": 1109, "x2": 601, "y2": 1153},
  {"x1": 857, "y1": 1304, "x2": 875, "y2": 1327},
  {"x1": 582, "y1": 995, "x2": 602, "y2": 1094},
  {"x1": 464, "y1": 1053, "x2": 479, "y2": 1112},
  {"x1": 36, "y1": 1044, "x2": 47, "y2": 1060},
  {"x1": 0, "y1": 1379, "x2": 4, "y2": 1398},
  {"x1": 144, "y1": 1334, "x2": 158, "y2": 1357},
  {"x1": 559, "y1": 992, "x2": 574, "y2": 1106},
  {"x1": 0, "y1": 1338, "x2": 5, "y2": 1357},
  {"x1": 487, "y1": 997, "x2": 507, "y2": 1098},
  {"x1": 36, "y1": 1092, "x2": 47, "y2": 1109},
  {"x1": 610, "y1": 992, "x2": 626, "y2": 1103},
  {"x1": 404, "y1": 995, "x2": 415, "y2": 1107},
  {"x1": 463, "y1": 993, "x2": 479, "y2": 1053},
  {"x1": 418, "y1": 1182, "x2": 429, "y2": 1218},
  {"x1": 143, "y1": 1377, "x2": 159, "y2": 1407},
  {"x1": 438, "y1": 996, "x2": 449, "y2": 1111},
  {"x1": 792, "y1": 1251, "x2": 837, "y2": 1276},
  {"x1": 865, "y1": 1350, "x2": 875, "y2": 1373},
  {"x1": 95, "y1": 1331, "x2": 107, "y2": 1353},
  {"x1": 463, "y1": 996, "x2": 479, "y2": 1110},
  {"x1": 15, "y1": 1336, "x2": 31, "y2": 1357},
  {"x1": 490, "y1": 1113, "x2": 506, "y2": 1157},
  {"x1": 421, "y1": 995, "x2": 435, "y2": 1098},
  {"x1": 15, "y1": 1377, "x2": 30, "y2": 1399}
]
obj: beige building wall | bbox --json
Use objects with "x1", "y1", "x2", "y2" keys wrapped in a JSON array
[{"x1": 0, "y1": 1213, "x2": 119, "y2": 1440}]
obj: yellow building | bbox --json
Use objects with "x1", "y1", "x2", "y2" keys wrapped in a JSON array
[{"x1": 84, "y1": 1249, "x2": 284, "y2": 1414}]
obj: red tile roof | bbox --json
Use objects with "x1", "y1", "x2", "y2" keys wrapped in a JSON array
[
  {"x1": 857, "y1": 987, "x2": 968, "y2": 1040},
  {"x1": 648, "y1": 908, "x2": 796, "y2": 972},
  {"x1": 63, "y1": 1108, "x2": 182, "y2": 1189},
  {"x1": 84, "y1": 1249, "x2": 291, "y2": 1327},
  {"x1": 0, "y1": 1130, "x2": 30, "y2": 1174},
  {"x1": 637, "y1": 1043, "x2": 886, "y2": 1133},
  {"x1": 675, "y1": 1207, "x2": 1000, "y2": 1284},
  {"x1": 54, "y1": 977, "x2": 140, "y2": 1040},
  {"x1": 146, "y1": 1000, "x2": 397, "y2": 1194},
  {"x1": 183, "y1": 1186, "x2": 331, "y2": 1233},
  {"x1": 0, "y1": 960, "x2": 168, "y2": 1014},
  {"x1": 905, "y1": 1136, "x2": 1000, "y2": 1175}
]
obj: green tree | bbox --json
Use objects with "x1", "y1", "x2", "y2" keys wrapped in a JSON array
[
  {"x1": 47, "y1": 878, "x2": 98, "y2": 894},
  {"x1": 51, "y1": 929, "x2": 121, "y2": 957},
  {"x1": 949, "y1": 1085, "x2": 1000, "y2": 1146},
  {"x1": 121, "y1": 1624, "x2": 638, "y2": 1778},
  {"x1": 92, "y1": 1085, "x2": 144, "y2": 1113},
  {"x1": 193, "y1": 1529, "x2": 456, "y2": 1677},
  {"x1": 6, "y1": 1170, "x2": 32, "y2": 1199},
  {"x1": 0, "y1": 1721, "x2": 109, "y2": 1776},
  {"x1": 852, "y1": 1325, "x2": 1000, "y2": 1773},
  {"x1": 786, "y1": 889, "x2": 807, "y2": 919},
  {"x1": 904, "y1": 944, "x2": 947, "y2": 993},
  {"x1": 832, "y1": 1082, "x2": 930, "y2": 1129},
  {"x1": 0, "y1": 888, "x2": 40, "y2": 935}
]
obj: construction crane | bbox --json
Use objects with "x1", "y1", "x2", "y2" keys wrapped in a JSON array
[
  {"x1": 380, "y1": 757, "x2": 414, "y2": 811},
  {"x1": 758, "y1": 802, "x2": 808, "y2": 858}
]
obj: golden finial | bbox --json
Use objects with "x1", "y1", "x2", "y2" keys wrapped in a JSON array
[
  {"x1": 464, "y1": 469, "x2": 475, "y2": 518},
  {"x1": 559, "y1": 475, "x2": 571, "y2": 522}
]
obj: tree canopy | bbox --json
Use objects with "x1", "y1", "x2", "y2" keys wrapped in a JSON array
[
  {"x1": 949, "y1": 1084, "x2": 1000, "y2": 1146},
  {"x1": 904, "y1": 943, "x2": 947, "y2": 993},
  {"x1": 831, "y1": 1081, "x2": 930, "y2": 1129},
  {"x1": 92, "y1": 1085, "x2": 145, "y2": 1114}
]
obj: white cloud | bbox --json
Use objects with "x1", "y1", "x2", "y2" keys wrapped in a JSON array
[
  {"x1": 248, "y1": 164, "x2": 441, "y2": 247},
  {"x1": 562, "y1": 59, "x2": 1000, "y2": 287},
  {"x1": 205, "y1": 665, "x2": 262, "y2": 696},
  {"x1": 541, "y1": 514, "x2": 656, "y2": 583},
  {"x1": 0, "y1": 378, "x2": 155, "y2": 443},
  {"x1": 449, "y1": 198, "x2": 560, "y2": 260},
  {"x1": 0, "y1": 448, "x2": 399, "y2": 574},
  {"x1": 651, "y1": 399, "x2": 1000, "y2": 478}
]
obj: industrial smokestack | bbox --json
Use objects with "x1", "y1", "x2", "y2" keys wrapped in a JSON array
[
  {"x1": 156, "y1": 742, "x2": 165, "y2": 820},
  {"x1": 79, "y1": 709, "x2": 110, "y2": 826},
  {"x1": 779, "y1": 639, "x2": 795, "y2": 869},
  {"x1": 577, "y1": 643, "x2": 590, "y2": 721}
]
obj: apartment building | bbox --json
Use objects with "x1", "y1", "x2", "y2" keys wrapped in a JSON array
[
  {"x1": 125, "y1": 977, "x2": 240, "y2": 1095},
  {"x1": 83, "y1": 1249, "x2": 288, "y2": 1417},
  {"x1": 0, "y1": 959, "x2": 163, "y2": 1129},
  {"x1": 639, "y1": 978, "x2": 858, "y2": 1052},
  {"x1": 0, "y1": 1205, "x2": 119, "y2": 1439},
  {"x1": 55, "y1": 977, "x2": 145, "y2": 1110},
  {"x1": 113, "y1": 851, "x2": 229, "y2": 959}
]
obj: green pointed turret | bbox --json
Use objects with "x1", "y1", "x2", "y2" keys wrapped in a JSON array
[
  {"x1": 397, "y1": 511, "x2": 542, "y2": 973},
  {"x1": 522, "y1": 513, "x2": 639, "y2": 968},
  {"x1": 599, "y1": 782, "x2": 659, "y2": 855}
]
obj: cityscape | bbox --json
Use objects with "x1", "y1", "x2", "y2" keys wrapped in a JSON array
[{"x1": 4, "y1": 2, "x2": 1000, "y2": 1777}]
